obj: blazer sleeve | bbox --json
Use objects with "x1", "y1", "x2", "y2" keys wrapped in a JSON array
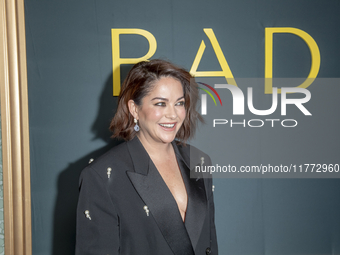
[
  {"x1": 76, "y1": 166, "x2": 120, "y2": 255},
  {"x1": 205, "y1": 156, "x2": 218, "y2": 254}
]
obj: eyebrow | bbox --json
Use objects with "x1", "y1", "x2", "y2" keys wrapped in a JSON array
[{"x1": 151, "y1": 96, "x2": 185, "y2": 101}]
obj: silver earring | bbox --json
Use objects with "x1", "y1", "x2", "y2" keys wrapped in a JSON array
[{"x1": 134, "y1": 118, "x2": 140, "y2": 132}]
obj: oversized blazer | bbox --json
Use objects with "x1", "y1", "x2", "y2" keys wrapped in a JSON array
[{"x1": 76, "y1": 136, "x2": 218, "y2": 255}]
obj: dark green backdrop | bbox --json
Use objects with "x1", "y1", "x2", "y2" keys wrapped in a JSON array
[{"x1": 25, "y1": 0, "x2": 340, "y2": 254}]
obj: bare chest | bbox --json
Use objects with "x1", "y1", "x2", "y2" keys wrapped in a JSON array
[{"x1": 153, "y1": 159, "x2": 188, "y2": 221}]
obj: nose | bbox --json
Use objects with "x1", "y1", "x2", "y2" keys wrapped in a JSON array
[{"x1": 165, "y1": 105, "x2": 177, "y2": 119}]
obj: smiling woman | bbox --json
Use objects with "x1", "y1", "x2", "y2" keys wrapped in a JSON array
[
  {"x1": 76, "y1": 59, "x2": 218, "y2": 255},
  {"x1": 128, "y1": 77, "x2": 186, "y2": 145},
  {"x1": 110, "y1": 59, "x2": 202, "y2": 143}
]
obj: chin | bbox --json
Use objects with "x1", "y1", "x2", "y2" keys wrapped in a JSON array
[{"x1": 159, "y1": 135, "x2": 177, "y2": 144}]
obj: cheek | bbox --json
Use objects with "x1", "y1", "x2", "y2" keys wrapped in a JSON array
[
  {"x1": 143, "y1": 108, "x2": 163, "y2": 121},
  {"x1": 178, "y1": 108, "x2": 186, "y2": 121}
]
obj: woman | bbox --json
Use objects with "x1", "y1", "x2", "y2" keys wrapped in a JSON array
[{"x1": 76, "y1": 59, "x2": 218, "y2": 255}]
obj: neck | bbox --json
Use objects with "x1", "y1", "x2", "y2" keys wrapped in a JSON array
[{"x1": 136, "y1": 133, "x2": 173, "y2": 158}]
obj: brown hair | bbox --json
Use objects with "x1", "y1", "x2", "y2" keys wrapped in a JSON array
[{"x1": 110, "y1": 59, "x2": 203, "y2": 144}]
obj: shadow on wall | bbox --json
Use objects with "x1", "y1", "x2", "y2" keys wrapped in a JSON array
[{"x1": 52, "y1": 65, "x2": 133, "y2": 255}]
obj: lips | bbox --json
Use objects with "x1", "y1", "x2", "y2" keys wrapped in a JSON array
[
  {"x1": 159, "y1": 123, "x2": 176, "y2": 131},
  {"x1": 159, "y1": 123, "x2": 175, "y2": 128}
]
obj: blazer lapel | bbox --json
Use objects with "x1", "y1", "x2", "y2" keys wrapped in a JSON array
[
  {"x1": 126, "y1": 137, "x2": 194, "y2": 255},
  {"x1": 173, "y1": 142, "x2": 207, "y2": 251}
]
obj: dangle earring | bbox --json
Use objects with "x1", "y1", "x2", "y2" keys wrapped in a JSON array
[{"x1": 134, "y1": 118, "x2": 140, "y2": 132}]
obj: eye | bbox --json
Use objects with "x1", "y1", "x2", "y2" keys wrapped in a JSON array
[
  {"x1": 155, "y1": 102, "x2": 166, "y2": 106},
  {"x1": 176, "y1": 101, "x2": 185, "y2": 106}
]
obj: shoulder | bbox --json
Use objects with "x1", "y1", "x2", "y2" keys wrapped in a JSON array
[
  {"x1": 89, "y1": 141, "x2": 129, "y2": 167},
  {"x1": 175, "y1": 141, "x2": 212, "y2": 164},
  {"x1": 80, "y1": 141, "x2": 133, "y2": 183},
  {"x1": 174, "y1": 141, "x2": 213, "y2": 185}
]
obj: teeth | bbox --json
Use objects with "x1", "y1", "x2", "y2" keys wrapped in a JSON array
[{"x1": 160, "y1": 123, "x2": 175, "y2": 128}]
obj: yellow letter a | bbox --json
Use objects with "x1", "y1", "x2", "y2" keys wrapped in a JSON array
[{"x1": 190, "y1": 28, "x2": 237, "y2": 86}]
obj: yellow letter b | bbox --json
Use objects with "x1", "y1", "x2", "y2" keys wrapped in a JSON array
[{"x1": 111, "y1": 29, "x2": 157, "y2": 96}]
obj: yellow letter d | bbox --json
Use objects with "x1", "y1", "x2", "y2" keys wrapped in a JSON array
[{"x1": 265, "y1": 27, "x2": 320, "y2": 94}]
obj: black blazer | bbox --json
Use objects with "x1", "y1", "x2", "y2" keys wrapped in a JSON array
[{"x1": 76, "y1": 136, "x2": 218, "y2": 255}]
